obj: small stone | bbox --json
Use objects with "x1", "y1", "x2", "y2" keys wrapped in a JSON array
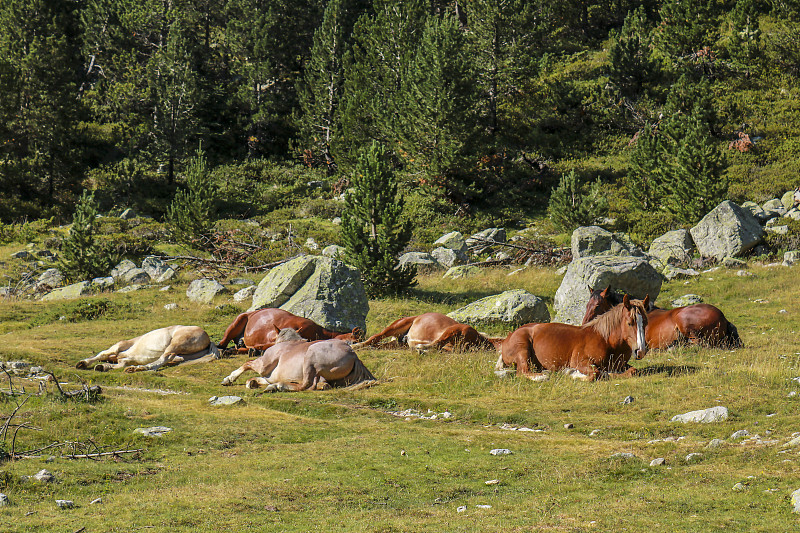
[
  {"x1": 736, "y1": 270, "x2": 753, "y2": 277},
  {"x1": 779, "y1": 309, "x2": 788, "y2": 314},
  {"x1": 730, "y1": 430, "x2": 751, "y2": 440},
  {"x1": 457, "y1": 505, "x2": 467, "y2": 513},
  {"x1": 494, "y1": 369, "x2": 515, "y2": 379},
  {"x1": 671, "y1": 406, "x2": 728, "y2": 423},
  {"x1": 685, "y1": 452, "x2": 703, "y2": 463},
  {"x1": 133, "y1": 426, "x2": 172, "y2": 437},
  {"x1": 160, "y1": 285, "x2": 171, "y2": 292},
  {"x1": 733, "y1": 483, "x2": 746, "y2": 492},
  {"x1": 792, "y1": 488, "x2": 800, "y2": 513},
  {"x1": 706, "y1": 439, "x2": 724, "y2": 449},
  {"x1": 208, "y1": 396, "x2": 244, "y2": 406},
  {"x1": 90, "y1": 497, "x2": 103, "y2": 504},
  {"x1": 0, "y1": 493, "x2": 9, "y2": 506},
  {"x1": 163, "y1": 303, "x2": 178, "y2": 310},
  {"x1": 589, "y1": 429, "x2": 601, "y2": 437},
  {"x1": 564, "y1": 423, "x2": 574, "y2": 429},
  {"x1": 233, "y1": 285, "x2": 256, "y2": 302},
  {"x1": 649, "y1": 458, "x2": 665, "y2": 467},
  {"x1": 790, "y1": 391, "x2": 798, "y2": 397},
  {"x1": 441, "y1": 411, "x2": 452, "y2": 419},
  {"x1": 489, "y1": 449, "x2": 512, "y2": 456},
  {"x1": 32, "y1": 469, "x2": 55, "y2": 483},
  {"x1": 56, "y1": 500, "x2": 74, "y2": 509},
  {"x1": 475, "y1": 504, "x2": 492, "y2": 509},
  {"x1": 622, "y1": 395, "x2": 634, "y2": 405},
  {"x1": 264, "y1": 505, "x2": 279, "y2": 512},
  {"x1": 485, "y1": 479, "x2": 500, "y2": 485},
  {"x1": 610, "y1": 452, "x2": 636, "y2": 460}
]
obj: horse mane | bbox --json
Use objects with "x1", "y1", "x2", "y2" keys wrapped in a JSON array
[{"x1": 584, "y1": 300, "x2": 646, "y2": 339}]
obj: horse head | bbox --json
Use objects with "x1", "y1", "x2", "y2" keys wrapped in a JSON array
[
  {"x1": 622, "y1": 294, "x2": 649, "y2": 360},
  {"x1": 582, "y1": 286, "x2": 618, "y2": 325},
  {"x1": 275, "y1": 327, "x2": 305, "y2": 344},
  {"x1": 337, "y1": 327, "x2": 365, "y2": 344}
]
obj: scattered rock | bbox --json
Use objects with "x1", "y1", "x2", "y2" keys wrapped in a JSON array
[
  {"x1": 792, "y1": 489, "x2": 800, "y2": 513},
  {"x1": 208, "y1": 395, "x2": 244, "y2": 406},
  {"x1": 33, "y1": 469, "x2": 56, "y2": 483},
  {"x1": 722, "y1": 257, "x2": 746, "y2": 269},
  {"x1": 689, "y1": 201, "x2": 764, "y2": 260},
  {"x1": 493, "y1": 368, "x2": 516, "y2": 379},
  {"x1": 160, "y1": 285, "x2": 171, "y2": 292},
  {"x1": 649, "y1": 458, "x2": 665, "y2": 467},
  {"x1": 233, "y1": 285, "x2": 256, "y2": 302},
  {"x1": 142, "y1": 256, "x2": 175, "y2": 282},
  {"x1": 554, "y1": 256, "x2": 662, "y2": 324},
  {"x1": 589, "y1": 429, "x2": 601, "y2": 437},
  {"x1": 304, "y1": 237, "x2": 318, "y2": 250},
  {"x1": 91, "y1": 276, "x2": 115, "y2": 290},
  {"x1": 331, "y1": 217, "x2": 342, "y2": 225},
  {"x1": 163, "y1": 303, "x2": 178, "y2": 310},
  {"x1": 610, "y1": 452, "x2": 637, "y2": 460},
  {"x1": 36, "y1": 268, "x2": 64, "y2": 291},
  {"x1": 685, "y1": 452, "x2": 703, "y2": 463},
  {"x1": 564, "y1": 423, "x2": 574, "y2": 429},
  {"x1": 475, "y1": 505, "x2": 492, "y2": 509},
  {"x1": 443, "y1": 265, "x2": 481, "y2": 279},
  {"x1": 740, "y1": 201, "x2": 769, "y2": 222},
  {"x1": 398, "y1": 252, "x2": 440, "y2": 272},
  {"x1": 10, "y1": 250, "x2": 31, "y2": 260},
  {"x1": 122, "y1": 267, "x2": 151, "y2": 285},
  {"x1": 663, "y1": 265, "x2": 700, "y2": 280},
  {"x1": 485, "y1": 479, "x2": 500, "y2": 485},
  {"x1": 90, "y1": 497, "x2": 102, "y2": 504},
  {"x1": 762, "y1": 198, "x2": 786, "y2": 218},
  {"x1": 766, "y1": 225, "x2": 789, "y2": 235},
  {"x1": 133, "y1": 426, "x2": 173, "y2": 437},
  {"x1": 733, "y1": 482, "x2": 746, "y2": 492},
  {"x1": 0, "y1": 493, "x2": 9, "y2": 506},
  {"x1": 672, "y1": 406, "x2": 728, "y2": 423},
  {"x1": 730, "y1": 430, "x2": 751, "y2": 440},
  {"x1": 41, "y1": 281, "x2": 92, "y2": 301},
  {"x1": 116, "y1": 284, "x2": 142, "y2": 293},
  {"x1": 56, "y1": 500, "x2": 74, "y2": 509},
  {"x1": 571, "y1": 226, "x2": 646, "y2": 260},
  {"x1": 621, "y1": 396, "x2": 634, "y2": 405},
  {"x1": 648, "y1": 229, "x2": 697, "y2": 268},
  {"x1": 119, "y1": 208, "x2": 137, "y2": 220},
  {"x1": 322, "y1": 245, "x2": 346, "y2": 259},
  {"x1": 110, "y1": 259, "x2": 137, "y2": 281},
  {"x1": 489, "y1": 449, "x2": 512, "y2": 455},
  {"x1": 447, "y1": 289, "x2": 550, "y2": 328},
  {"x1": 736, "y1": 270, "x2": 753, "y2": 277},
  {"x1": 431, "y1": 246, "x2": 467, "y2": 268},
  {"x1": 784, "y1": 250, "x2": 799, "y2": 266},
  {"x1": 434, "y1": 231, "x2": 468, "y2": 254},
  {"x1": 187, "y1": 278, "x2": 227, "y2": 304},
  {"x1": 457, "y1": 505, "x2": 467, "y2": 513},
  {"x1": 466, "y1": 228, "x2": 507, "y2": 248},
  {"x1": 671, "y1": 294, "x2": 703, "y2": 307}
]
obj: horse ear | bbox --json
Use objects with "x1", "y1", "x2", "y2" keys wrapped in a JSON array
[
  {"x1": 622, "y1": 293, "x2": 631, "y2": 308},
  {"x1": 273, "y1": 325, "x2": 281, "y2": 335},
  {"x1": 643, "y1": 294, "x2": 650, "y2": 310},
  {"x1": 587, "y1": 285, "x2": 593, "y2": 294},
  {"x1": 601, "y1": 286, "x2": 610, "y2": 297}
]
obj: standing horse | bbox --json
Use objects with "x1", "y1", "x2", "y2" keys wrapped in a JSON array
[
  {"x1": 352, "y1": 312, "x2": 502, "y2": 351},
  {"x1": 582, "y1": 287, "x2": 742, "y2": 349},
  {"x1": 496, "y1": 295, "x2": 649, "y2": 381},
  {"x1": 221, "y1": 328, "x2": 375, "y2": 392},
  {"x1": 218, "y1": 308, "x2": 363, "y2": 353},
  {"x1": 76, "y1": 325, "x2": 219, "y2": 372}
]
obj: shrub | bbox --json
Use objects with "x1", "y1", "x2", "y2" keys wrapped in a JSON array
[
  {"x1": 547, "y1": 170, "x2": 608, "y2": 232},
  {"x1": 166, "y1": 149, "x2": 218, "y2": 247},
  {"x1": 58, "y1": 191, "x2": 116, "y2": 282}
]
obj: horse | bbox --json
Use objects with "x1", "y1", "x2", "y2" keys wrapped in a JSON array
[
  {"x1": 496, "y1": 294, "x2": 649, "y2": 381},
  {"x1": 218, "y1": 308, "x2": 363, "y2": 354},
  {"x1": 582, "y1": 286, "x2": 742, "y2": 349},
  {"x1": 76, "y1": 325, "x2": 220, "y2": 372},
  {"x1": 221, "y1": 327, "x2": 376, "y2": 392},
  {"x1": 351, "y1": 312, "x2": 503, "y2": 351}
]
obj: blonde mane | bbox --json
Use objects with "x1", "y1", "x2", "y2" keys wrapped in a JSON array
[{"x1": 584, "y1": 300, "x2": 646, "y2": 339}]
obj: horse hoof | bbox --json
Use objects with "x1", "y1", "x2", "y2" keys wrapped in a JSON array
[
  {"x1": 94, "y1": 364, "x2": 107, "y2": 372},
  {"x1": 245, "y1": 379, "x2": 260, "y2": 389},
  {"x1": 76, "y1": 361, "x2": 87, "y2": 370},
  {"x1": 124, "y1": 366, "x2": 138, "y2": 373}
]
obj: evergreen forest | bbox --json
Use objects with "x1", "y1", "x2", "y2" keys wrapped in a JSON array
[{"x1": 2, "y1": 0, "x2": 800, "y2": 245}]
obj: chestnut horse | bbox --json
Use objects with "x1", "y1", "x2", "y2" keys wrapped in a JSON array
[
  {"x1": 218, "y1": 308, "x2": 363, "y2": 353},
  {"x1": 221, "y1": 328, "x2": 375, "y2": 392},
  {"x1": 76, "y1": 325, "x2": 219, "y2": 373},
  {"x1": 582, "y1": 287, "x2": 742, "y2": 349},
  {"x1": 496, "y1": 295, "x2": 649, "y2": 381},
  {"x1": 352, "y1": 312, "x2": 502, "y2": 351}
]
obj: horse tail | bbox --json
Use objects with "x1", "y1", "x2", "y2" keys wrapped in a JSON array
[
  {"x1": 183, "y1": 342, "x2": 220, "y2": 365},
  {"x1": 725, "y1": 322, "x2": 743, "y2": 348},
  {"x1": 218, "y1": 312, "x2": 250, "y2": 348},
  {"x1": 343, "y1": 357, "x2": 377, "y2": 389}
]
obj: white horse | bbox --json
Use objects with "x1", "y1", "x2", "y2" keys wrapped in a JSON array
[
  {"x1": 221, "y1": 328, "x2": 376, "y2": 392},
  {"x1": 76, "y1": 325, "x2": 219, "y2": 372}
]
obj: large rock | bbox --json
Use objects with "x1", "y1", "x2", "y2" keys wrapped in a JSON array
[
  {"x1": 648, "y1": 229, "x2": 695, "y2": 267},
  {"x1": 762, "y1": 198, "x2": 786, "y2": 218},
  {"x1": 398, "y1": 252, "x2": 440, "y2": 271},
  {"x1": 41, "y1": 281, "x2": 92, "y2": 301},
  {"x1": 571, "y1": 226, "x2": 645, "y2": 260},
  {"x1": 447, "y1": 289, "x2": 550, "y2": 328},
  {"x1": 249, "y1": 255, "x2": 368, "y2": 333},
  {"x1": 186, "y1": 278, "x2": 227, "y2": 304},
  {"x1": 35, "y1": 268, "x2": 64, "y2": 291},
  {"x1": 142, "y1": 256, "x2": 176, "y2": 283},
  {"x1": 110, "y1": 259, "x2": 137, "y2": 281},
  {"x1": 689, "y1": 201, "x2": 764, "y2": 261},
  {"x1": 554, "y1": 256, "x2": 662, "y2": 324},
  {"x1": 433, "y1": 231, "x2": 468, "y2": 254},
  {"x1": 233, "y1": 285, "x2": 256, "y2": 302},
  {"x1": 782, "y1": 190, "x2": 799, "y2": 210},
  {"x1": 466, "y1": 228, "x2": 507, "y2": 250},
  {"x1": 431, "y1": 247, "x2": 467, "y2": 268},
  {"x1": 671, "y1": 406, "x2": 729, "y2": 423},
  {"x1": 122, "y1": 268, "x2": 151, "y2": 285},
  {"x1": 740, "y1": 201, "x2": 769, "y2": 222}
]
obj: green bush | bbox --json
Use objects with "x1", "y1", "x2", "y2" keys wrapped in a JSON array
[
  {"x1": 58, "y1": 191, "x2": 116, "y2": 282},
  {"x1": 764, "y1": 219, "x2": 800, "y2": 254},
  {"x1": 547, "y1": 170, "x2": 608, "y2": 232}
]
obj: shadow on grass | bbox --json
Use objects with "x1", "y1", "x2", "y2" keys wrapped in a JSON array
[{"x1": 637, "y1": 364, "x2": 700, "y2": 377}]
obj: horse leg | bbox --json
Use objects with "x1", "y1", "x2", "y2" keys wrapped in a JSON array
[
  {"x1": 512, "y1": 348, "x2": 549, "y2": 382},
  {"x1": 245, "y1": 377, "x2": 271, "y2": 389},
  {"x1": 218, "y1": 313, "x2": 250, "y2": 348},
  {"x1": 570, "y1": 359, "x2": 600, "y2": 381},
  {"x1": 222, "y1": 360, "x2": 266, "y2": 386},
  {"x1": 351, "y1": 316, "x2": 418, "y2": 349}
]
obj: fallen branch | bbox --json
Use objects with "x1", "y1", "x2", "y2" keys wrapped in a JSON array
[{"x1": 61, "y1": 448, "x2": 143, "y2": 460}]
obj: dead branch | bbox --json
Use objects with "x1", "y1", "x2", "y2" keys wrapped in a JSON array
[
  {"x1": 0, "y1": 394, "x2": 30, "y2": 442},
  {"x1": 61, "y1": 448, "x2": 143, "y2": 460}
]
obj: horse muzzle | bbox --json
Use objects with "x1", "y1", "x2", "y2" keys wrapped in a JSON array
[{"x1": 635, "y1": 345, "x2": 648, "y2": 360}]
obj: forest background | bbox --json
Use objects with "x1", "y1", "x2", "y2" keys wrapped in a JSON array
[{"x1": 1, "y1": 0, "x2": 799, "y2": 251}]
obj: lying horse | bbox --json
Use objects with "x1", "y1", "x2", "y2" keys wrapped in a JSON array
[
  {"x1": 496, "y1": 294, "x2": 649, "y2": 381},
  {"x1": 352, "y1": 312, "x2": 502, "y2": 351},
  {"x1": 218, "y1": 308, "x2": 363, "y2": 353},
  {"x1": 76, "y1": 325, "x2": 219, "y2": 372},
  {"x1": 221, "y1": 328, "x2": 375, "y2": 392},
  {"x1": 582, "y1": 287, "x2": 742, "y2": 349}
]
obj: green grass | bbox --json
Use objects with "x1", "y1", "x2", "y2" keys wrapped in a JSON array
[{"x1": 1, "y1": 264, "x2": 800, "y2": 531}]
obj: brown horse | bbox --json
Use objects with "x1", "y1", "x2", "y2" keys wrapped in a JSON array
[
  {"x1": 582, "y1": 287, "x2": 742, "y2": 349},
  {"x1": 352, "y1": 312, "x2": 502, "y2": 351},
  {"x1": 218, "y1": 308, "x2": 363, "y2": 353},
  {"x1": 496, "y1": 295, "x2": 649, "y2": 381},
  {"x1": 221, "y1": 328, "x2": 375, "y2": 392}
]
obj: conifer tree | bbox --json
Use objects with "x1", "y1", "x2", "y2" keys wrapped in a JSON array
[
  {"x1": 166, "y1": 148, "x2": 217, "y2": 246},
  {"x1": 59, "y1": 191, "x2": 114, "y2": 281},
  {"x1": 547, "y1": 171, "x2": 607, "y2": 232},
  {"x1": 341, "y1": 142, "x2": 415, "y2": 298},
  {"x1": 607, "y1": 7, "x2": 658, "y2": 98},
  {"x1": 627, "y1": 123, "x2": 665, "y2": 212}
]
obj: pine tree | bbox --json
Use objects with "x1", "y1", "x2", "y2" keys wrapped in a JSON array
[
  {"x1": 627, "y1": 123, "x2": 665, "y2": 212},
  {"x1": 166, "y1": 148, "x2": 217, "y2": 246},
  {"x1": 607, "y1": 7, "x2": 658, "y2": 98},
  {"x1": 547, "y1": 171, "x2": 607, "y2": 232},
  {"x1": 59, "y1": 190, "x2": 114, "y2": 281},
  {"x1": 341, "y1": 142, "x2": 415, "y2": 298}
]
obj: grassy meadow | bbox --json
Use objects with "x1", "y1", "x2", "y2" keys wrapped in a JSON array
[{"x1": 1, "y1": 260, "x2": 800, "y2": 532}]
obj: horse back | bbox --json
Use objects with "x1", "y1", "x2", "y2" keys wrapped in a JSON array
[{"x1": 407, "y1": 313, "x2": 459, "y2": 342}]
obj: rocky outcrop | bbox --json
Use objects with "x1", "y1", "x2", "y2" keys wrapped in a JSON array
[
  {"x1": 249, "y1": 255, "x2": 368, "y2": 333},
  {"x1": 433, "y1": 231, "x2": 468, "y2": 254},
  {"x1": 41, "y1": 281, "x2": 93, "y2": 301},
  {"x1": 447, "y1": 289, "x2": 550, "y2": 327},
  {"x1": 398, "y1": 252, "x2": 440, "y2": 271},
  {"x1": 554, "y1": 256, "x2": 662, "y2": 324},
  {"x1": 689, "y1": 201, "x2": 764, "y2": 260},
  {"x1": 648, "y1": 229, "x2": 695, "y2": 267},
  {"x1": 571, "y1": 226, "x2": 645, "y2": 260}
]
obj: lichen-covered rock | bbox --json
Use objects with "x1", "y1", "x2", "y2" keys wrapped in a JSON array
[
  {"x1": 671, "y1": 406, "x2": 729, "y2": 423},
  {"x1": 41, "y1": 281, "x2": 92, "y2": 301},
  {"x1": 663, "y1": 265, "x2": 700, "y2": 280},
  {"x1": 322, "y1": 245, "x2": 346, "y2": 258},
  {"x1": 784, "y1": 250, "x2": 800, "y2": 266},
  {"x1": 792, "y1": 488, "x2": 800, "y2": 513},
  {"x1": 133, "y1": 426, "x2": 172, "y2": 437},
  {"x1": 447, "y1": 289, "x2": 550, "y2": 327},
  {"x1": 249, "y1": 255, "x2": 368, "y2": 333},
  {"x1": 208, "y1": 395, "x2": 244, "y2": 406},
  {"x1": 233, "y1": 285, "x2": 256, "y2": 302},
  {"x1": 110, "y1": 259, "x2": 137, "y2": 281},
  {"x1": 186, "y1": 278, "x2": 227, "y2": 304},
  {"x1": 689, "y1": 201, "x2": 764, "y2": 260},
  {"x1": 722, "y1": 257, "x2": 746, "y2": 268},
  {"x1": 398, "y1": 252, "x2": 440, "y2": 271},
  {"x1": 740, "y1": 201, "x2": 769, "y2": 222},
  {"x1": 554, "y1": 256, "x2": 662, "y2": 324},
  {"x1": 571, "y1": 226, "x2": 645, "y2": 260},
  {"x1": 466, "y1": 228, "x2": 507, "y2": 248},
  {"x1": 91, "y1": 276, "x2": 115, "y2": 290},
  {"x1": 762, "y1": 198, "x2": 786, "y2": 218},
  {"x1": 433, "y1": 231, "x2": 468, "y2": 253},
  {"x1": 35, "y1": 268, "x2": 64, "y2": 291},
  {"x1": 671, "y1": 294, "x2": 703, "y2": 307},
  {"x1": 142, "y1": 256, "x2": 176, "y2": 283},
  {"x1": 443, "y1": 265, "x2": 481, "y2": 279},
  {"x1": 122, "y1": 268, "x2": 151, "y2": 285},
  {"x1": 431, "y1": 246, "x2": 466, "y2": 268},
  {"x1": 648, "y1": 229, "x2": 695, "y2": 267}
]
